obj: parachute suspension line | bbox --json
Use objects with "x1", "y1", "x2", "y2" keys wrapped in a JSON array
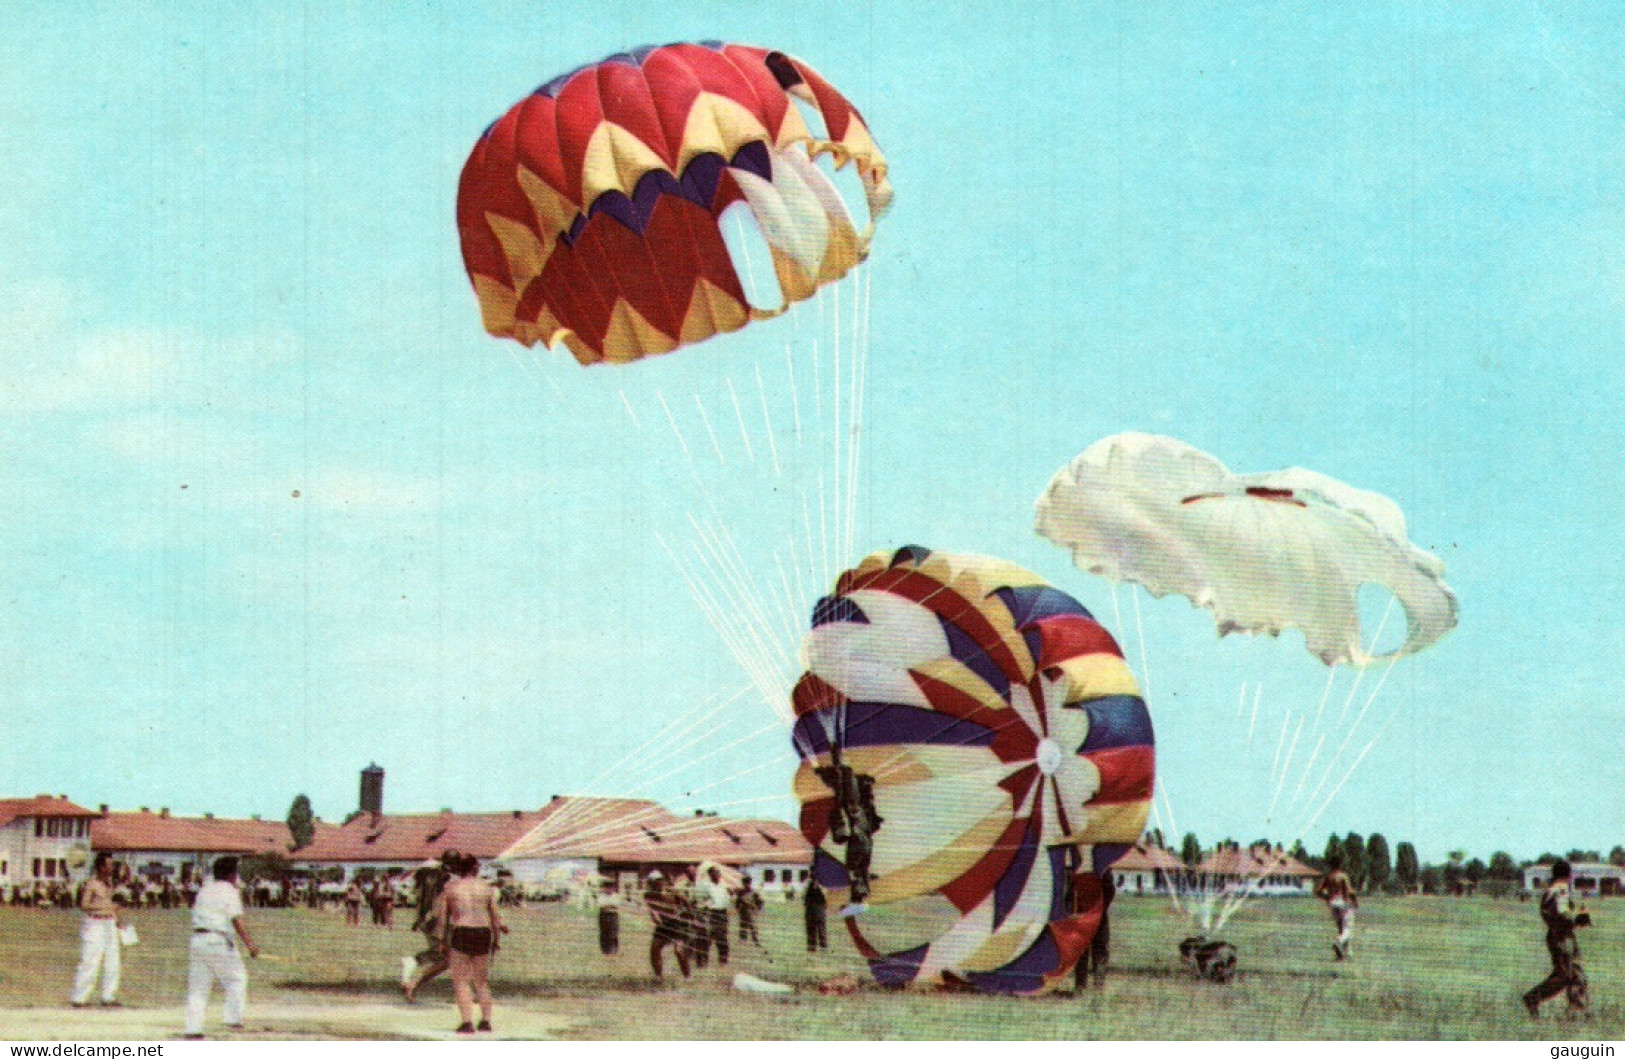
[
  {"x1": 1220, "y1": 623, "x2": 1407, "y2": 928},
  {"x1": 540, "y1": 719, "x2": 795, "y2": 849},
  {"x1": 1333, "y1": 595, "x2": 1395, "y2": 729},
  {"x1": 693, "y1": 393, "x2": 726, "y2": 466},
  {"x1": 530, "y1": 682, "x2": 756, "y2": 840},
  {"x1": 1265, "y1": 711, "x2": 1307, "y2": 826},
  {"x1": 1246, "y1": 684, "x2": 1262, "y2": 745},
  {"x1": 656, "y1": 391, "x2": 695, "y2": 464},
  {"x1": 753, "y1": 363, "x2": 781, "y2": 476},
  {"x1": 618, "y1": 389, "x2": 642, "y2": 431},
  {"x1": 1300, "y1": 652, "x2": 1400, "y2": 817},
  {"x1": 827, "y1": 280, "x2": 844, "y2": 593},
  {"x1": 1130, "y1": 583, "x2": 1152, "y2": 700},
  {"x1": 1269, "y1": 706, "x2": 1293, "y2": 794},
  {"x1": 842, "y1": 264, "x2": 870, "y2": 567},
  {"x1": 684, "y1": 513, "x2": 799, "y2": 683},
  {"x1": 656, "y1": 530, "x2": 791, "y2": 722},
  {"x1": 784, "y1": 344, "x2": 804, "y2": 445},
  {"x1": 726, "y1": 377, "x2": 755, "y2": 464},
  {"x1": 1236, "y1": 681, "x2": 1249, "y2": 720},
  {"x1": 1215, "y1": 710, "x2": 1402, "y2": 933}
]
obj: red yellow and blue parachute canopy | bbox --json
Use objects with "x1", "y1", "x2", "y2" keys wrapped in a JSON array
[
  {"x1": 457, "y1": 42, "x2": 892, "y2": 365},
  {"x1": 791, "y1": 547, "x2": 1154, "y2": 994}
]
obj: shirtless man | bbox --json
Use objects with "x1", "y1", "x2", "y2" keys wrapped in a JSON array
[
  {"x1": 436, "y1": 853, "x2": 506, "y2": 1034},
  {"x1": 1315, "y1": 855, "x2": 1359, "y2": 961}
]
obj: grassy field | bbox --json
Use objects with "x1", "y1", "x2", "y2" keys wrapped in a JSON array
[{"x1": 0, "y1": 894, "x2": 1615, "y2": 1040}]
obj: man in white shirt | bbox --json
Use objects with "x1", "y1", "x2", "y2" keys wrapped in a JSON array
[
  {"x1": 694, "y1": 865, "x2": 733, "y2": 967},
  {"x1": 183, "y1": 857, "x2": 260, "y2": 1039}
]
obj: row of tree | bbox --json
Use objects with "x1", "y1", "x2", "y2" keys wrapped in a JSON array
[{"x1": 1148, "y1": 827, "x2": 1625, "y2": 897}]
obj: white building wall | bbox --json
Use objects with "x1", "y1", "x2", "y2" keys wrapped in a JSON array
[{"x1": 0, "y1": 818, "x2": 94, "y2": 893}]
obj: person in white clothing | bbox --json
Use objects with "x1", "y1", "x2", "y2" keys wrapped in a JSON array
[
  {"x1": 694, "y1": 866, "x2": 732, "y2": 967},
  {"x1": 71, "y1": 853, "x2": 124, "y2": 1007},
  {"x1": 184, "y1": 857, "x2": 260, "y2": 1039}
]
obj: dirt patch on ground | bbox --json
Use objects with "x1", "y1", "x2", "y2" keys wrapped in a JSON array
[{"x1": 0, "y1": 1001, "x2": 578, "y2": 1041}]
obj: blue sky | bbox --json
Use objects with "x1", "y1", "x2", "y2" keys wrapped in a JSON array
[{"x1": 2, "y1": 2, "x2": 1619, "y2": 863}]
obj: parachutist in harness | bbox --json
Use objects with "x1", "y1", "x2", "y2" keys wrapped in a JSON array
[
  {"x1": 1179, "y1": 936, "x2": 1238, "y2": 983},
  {"x1": 815, "y1": 742, "x2": 882, "y2": 913}
]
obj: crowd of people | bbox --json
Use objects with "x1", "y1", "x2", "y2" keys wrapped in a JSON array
[{"x1": 50, "y1": 848, "x2": 1597, "y2": 1036}]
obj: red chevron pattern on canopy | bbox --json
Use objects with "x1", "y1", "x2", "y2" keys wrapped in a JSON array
[{"x1": 458, "y1": 42, "x2": 892, "y2": 365}]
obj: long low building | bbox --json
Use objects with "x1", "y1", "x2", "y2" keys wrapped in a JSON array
[
  {"x1": 92, "y1": 807, "x2": 307, "y2": 884},
  {"x1": 500, "y1": 796, "x2": 812, "y2": 895},
  {"x1": 1523, "y1": 861, "x2": 1623, "y2": 897}
]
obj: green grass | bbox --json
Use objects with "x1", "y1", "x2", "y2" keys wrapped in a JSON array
[{"x1": 0, "y1": 895, "x2": 1615, "y2": 1039}]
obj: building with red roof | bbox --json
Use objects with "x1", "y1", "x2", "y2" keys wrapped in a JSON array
[
  {"x1": 91, "y1": 807, "x2": 313, "y2": 885},
  {"x1": 0, "y1": 795, "x2": 100, "y2": 896},
  {"x1": 1105, "y1": 841, "x2": 1187, "y2": 896},
  {"x1": 502, "y1": 800, "x2": 812, "y2": 892},
  {"x1": 1196, "y1": 844, "x2": 1318, "y2": 895}
]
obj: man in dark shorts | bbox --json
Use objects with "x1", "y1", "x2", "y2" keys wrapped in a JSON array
[
  {"x1": 1523, "y1": 859, "x2": 1591, "y2": 1018},
  {"x1": 644, "y1": 873, "x2": 691, "y2": 980}
]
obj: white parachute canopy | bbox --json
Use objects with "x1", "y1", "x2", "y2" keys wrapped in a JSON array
[{"x1": 1034, "y1": 433, "x2": 1458, "y2": 667}]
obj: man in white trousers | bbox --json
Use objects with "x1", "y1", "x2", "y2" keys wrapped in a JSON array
[
  {"x1": 184, "y1": 856, "x2": 260, "y2": 1039},
  {"x1": 71, "y1": 853, "x2": 123, "y2": 1007}
]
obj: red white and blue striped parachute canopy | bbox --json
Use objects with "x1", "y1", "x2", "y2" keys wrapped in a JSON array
[
  {"x1": 1035, "y1": 432, "x2": 1459, "y2": 667},
  {"x1": 458, "y1": 42, "x2": 891, "y2": 365},
  {"x1": 791, "y1": 547, "x2": 1154, "y2": 994}
]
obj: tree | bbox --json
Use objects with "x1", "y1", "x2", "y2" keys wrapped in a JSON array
[
  {"x1": 1180, "y1": 833, "x2": 1202, "y2": 869},
  {"x1": 1323, "y1": 834, "x2": 1344, "y2": 870},
  {"x1": 286, "y1": 794, "x2": 316, "y2": 851},
  {"x1": 1465, "y1": 857, "x2": 1486, "y2": 887},
  {"x1": 1366, "y1": 833, "x2": 1392, "y2": 893},
  {"x1": 1395, "y1": 842, "x2": 1419, "y2": 893},
  {"x1": 1487, "y1": 851, "x2": 1519, "y2": 880},
  {"x1": 1609, "y1": 846, "x2": 1625, "y2": 867},
  {"x1": 1343, "y1": 833, "x2": 1367, "y2": 889},
  {"x1": 1566, "y1": 849, "x2": 1601, "y2": 863},
  {"x1": 1145, "y1": 827, "x2": 1165, "y2": 850},
  {"x1": 1443, "y1": 851, "x2": 1465, "y2": 895}
]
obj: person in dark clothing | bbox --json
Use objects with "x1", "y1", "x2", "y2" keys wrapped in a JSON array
[
  {"x1": 596, "y1": 881, "x2": 621, "y2": 956},
  {"x1": 644, "y1": 873, "x2": 692, "y2": 980},
  {"x1": 402, "y1": 851, "x2": 457, "y2": 1003},
  {"x1": 1076, "y1": 872, "x2": 1116, "y2": 990},
  {"x1": 815, "y1": 744, "x2": 883, "y2": 914},
  {"x1": 803, "y1": 879, "x2": 829, "y2": 951},
  {"x1": 736, "y1": 876, "x2": 765, "y2": 946},
  {"x1": 1523, "y1": 859, "x2": 1591, "y2": 1018}
]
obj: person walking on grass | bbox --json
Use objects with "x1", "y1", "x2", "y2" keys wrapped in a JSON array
[
  {"x1": 402, "y1": 850, "x2": 457, "y2": 1003},
  {"x1": 70, "y1": 853, "x2": 124, "y2": 1008},
  {"x1": 695, "y1": 865, "x2": 732, "y2": 967},
  {"x1": 437, "y1": 853, "x2": 506, "y2": 1034},
  {"x1": 644, "y1": 872, "x2": 691, "y2": 981},
  {"x1": 1523, "y1": 858, "x2": 1591, "y2": 1019},
  {"x1": 736, "y1": 876, "x2": 765, "y2": 947},
  {"x1": 803, "y1": 879, "x2": 828, "y2": 952},
  {"x1": 1315, "y1": 854, "x2": 1359, "y2": 960},
  {"x1": 184, "y1": 857, "x2": 260, "y2": 1040},
  {"x1": 596, "y1": 880, "x2": 621, "y2": 956}
]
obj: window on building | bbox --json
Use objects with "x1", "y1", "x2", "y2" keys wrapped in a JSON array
[
  {"x1": 44, "y1": 859, "x2": 56, "y2": 878},
  {"x1": 34, "y1": 819, "x2": 42, "y2": 838},
  {"x1": 799, "y1": 869, "x2": 809, "y2": 881},
  {"x1": 764, "y1": 869, "x2": 776, "y2": 883},
  {"x1": 33, "y1": 858, "x2": 41, "y2": 878}
]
